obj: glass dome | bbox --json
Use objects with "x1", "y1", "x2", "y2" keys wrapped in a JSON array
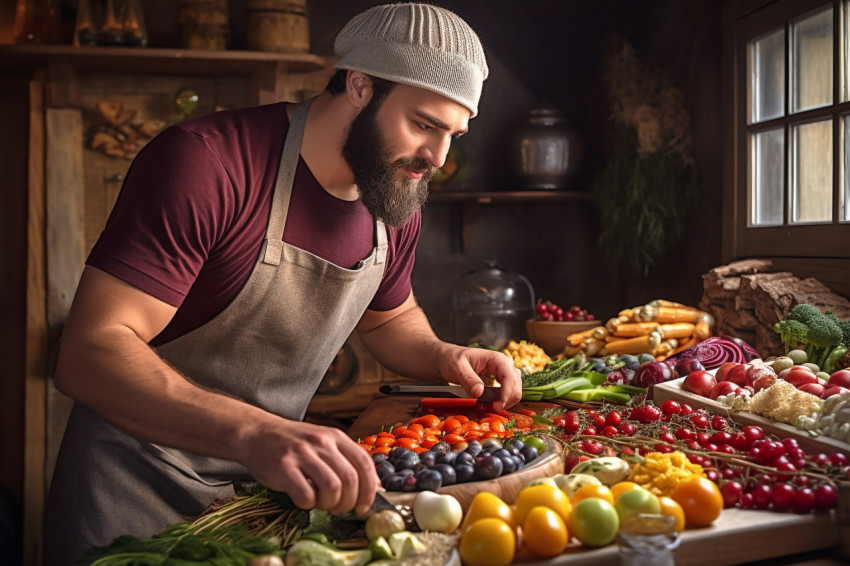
[{"x1": 450, "y1": 261, "x2": 535, "y2": 348}]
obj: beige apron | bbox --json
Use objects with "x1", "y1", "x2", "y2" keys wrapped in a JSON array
[{"x1": 44, "y1": 99, "x2": 388, "y2": 564}]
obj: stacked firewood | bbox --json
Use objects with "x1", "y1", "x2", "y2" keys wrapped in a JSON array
[{"x1": 700, "y1": 259, "x2": 850, "y2": 358}]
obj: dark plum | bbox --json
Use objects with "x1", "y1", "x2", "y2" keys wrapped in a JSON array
[
  {"x1": 382, "y1": 473, "x2": 406, "y2": 491},
  {"x1": 418, "y1": 452, "x2": 437, "y2": 467},
  {"x1": 673, "y1": 357, "x2": 706, "y2": 379},
  {"x1": 388, "y1": 446, "x2": 416, "y2": 462},
  {"x1": 491, "y1": 448, "x2": 512, "y2": 460},
  {"x1": 433, "y1": 463, "x2": 456, "y2": 486},
  {"x1": 371, "y1": 453, "x2": 388, "y2": 465},
  {"x1": 499, "y1": 456, "x2": 517, "y2": 475},
  {"x1": 454, "y1": 463, "x2": 475, "y2": 483},
  {"x1": 454, "y1": 451, "x2": 474, "y2": 467},
  {"x1": 415, "y1": 469, "x2": 443, "y2": 491},
  {"x1": 396, "y1": 468, "x2": 414, "y2": 478},
  {"x1": 520, "y1": 445, "x2": 538, "y2": 463},
  {"x1": 505, "y1": 438, "x2": 525, "y2": 453},
  {"x1": 464, "y1": 440, "x2": 483, "y2": 457},
  {"x1": 393, "y1": 454, "x2": 420, "y2": 471},
  {"x1": 435, "y1": 451, "x2": 457, "y2": 466},
  {"x1": 375, "y1": 460, "x2": 395, "y2": 480},
  {"x1": 511, "y1": 455, "x2": 525, "y2": 471},
  {"x1": 429, "y1": 441, "x2": 451, "y2": 455},
  {"x1": 474, "y1": 454, "x2": 503, "y2": 480},
  {"x1": 481, "y1": 439, "x2": 503, "y2": 454},
  {"x1": 400, "y1": 474, "x2": 418, "y2": 492}
]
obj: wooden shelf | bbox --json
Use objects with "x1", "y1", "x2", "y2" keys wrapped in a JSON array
[
  {"x1": 428, "y1": 189, "x2": 592, "y2": 204},
  {"x1": 0, "y1": 44, "x2": 328, "y2": 76}
]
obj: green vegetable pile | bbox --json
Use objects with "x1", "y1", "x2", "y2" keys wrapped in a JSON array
[
  {"x1": 774, "y1": 303, "x2": 850, "y2": 373},
  {"x1": 79, "y1": 484, "x2": 364, "y2": 566},
  {"x1": 520, "y1": 352, "x2": 646, "y2": 403}
]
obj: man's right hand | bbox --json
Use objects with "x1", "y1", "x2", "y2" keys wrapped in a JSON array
[{"x1": 237, "y1": 419, "x2": 380, "y2": 516}]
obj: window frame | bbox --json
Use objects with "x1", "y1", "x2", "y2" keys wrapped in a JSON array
[{"x1": 725, "y1": 0, "x2": 850, "y2": 259}]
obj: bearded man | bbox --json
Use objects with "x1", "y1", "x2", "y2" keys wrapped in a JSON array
[{"x1": 43, "y1": 3, "x2": 522, "y2": 564}]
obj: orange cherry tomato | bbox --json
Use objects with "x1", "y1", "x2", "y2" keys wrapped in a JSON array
[
  {"x1": 464, "y1": 431, "x2": 485, "y2": 441},
  {"x1": 443, "y1": 433, "x2": 466, "y2": 445},
  {"x1": 377, "y1": 431, "x2": 395, "y2": 439},
  {"x1": 484, "y1": 413, "x2": 510, "y2": 423},
  {"x1": 392, "y1": 426, "x2": 408, "y2": 437},
  {"x1": 410, "y1": 414, "x2": 441, "y2": 429},
  {"x1": 516, "y1": 409, "x2": 537, "y2": 417},
  {"x1": 370, "y1": 446, "x2": 391, "y2": 455},
  {"x1": 407, "y1": 423, "x2": 424, "y2": 433},
  {"x1": 413, "y1": 446, "x2": 430, "y2": 454},
  {"x1": 356, "y1": 443, "x2": 372, "y2": 452},
  {"x1": 441, "y1": 418, "x2": 462, "y2": 433},
  {"x1": 361, "y1": 435, "x2": 378, "y2": 445},
  {"x1": 480, "y1": 418, "x2": 507, "y2": 433},
  {"x1": 393, "y1": 437, "x2": 420, "y2": 450},
  {"x1": 375, "y1": 436, "x2": 395, "y2": 447},
  {"x1": 452, "y1": 414, "x2": 470, "y2": 424},
  {"x1": 457, "y1": 421, "x2": 482, "y2": 434},
  {"x1": 402, "y1": 429, "x2": 424, "y2": 442}
]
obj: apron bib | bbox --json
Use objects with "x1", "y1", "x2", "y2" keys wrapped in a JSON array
[{"x1": 44, "y1": 100, "x2": 387, "y2": 564}]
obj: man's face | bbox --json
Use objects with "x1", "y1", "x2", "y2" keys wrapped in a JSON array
[{"x1": 342, "y1": 83, "x2": 470, "y2": 227}]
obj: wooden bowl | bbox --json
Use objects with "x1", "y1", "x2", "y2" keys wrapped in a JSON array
[
  {"x1": 525, "y1": 318, "x2": 601, "y2": 356},
  {"x1": 384, "y1": 436, "x2": 564, "y2": 511}
]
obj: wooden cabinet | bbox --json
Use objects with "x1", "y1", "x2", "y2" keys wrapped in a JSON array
[{"x1": 0, "y1": 44, "x2": 332, "y2": 565}]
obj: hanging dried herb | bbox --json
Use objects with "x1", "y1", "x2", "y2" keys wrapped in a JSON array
[{"x1": 592, "y1": 41, "x2": 699, "y2": 276}]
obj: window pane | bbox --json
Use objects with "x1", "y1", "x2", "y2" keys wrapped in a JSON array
[
  {"x1": 751, "y1": 128, "x2": 785, "y2": 226},
  {"x1": 844, "y1": 115, "x2": 850, "y2": 220},
  {"x1": 845, "y1": 0, "x2": 850, "y2": 102},
  {"x1": 791, "y1": 120, "x2": 833, "y2": 223},
  {"x1": 791, "y1": 6, "x2": 833, "y2": 113},
  {"x1": 750, "y1": 29, "x2": 785, "y2": 123}
]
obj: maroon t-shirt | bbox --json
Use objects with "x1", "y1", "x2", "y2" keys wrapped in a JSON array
[{"x1": 87, "y1": 103, "x2": 420, "y2": 345}]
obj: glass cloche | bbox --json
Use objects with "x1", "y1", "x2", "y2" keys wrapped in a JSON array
[{"x1": 450, "y1": 261, "x2": 535, "y2": 349}]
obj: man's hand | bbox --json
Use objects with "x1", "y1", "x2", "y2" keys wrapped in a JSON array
[
  {"x1": 238, "y1": 419, "x2": 380, "y2": 515},
  {"x1": 437, "y1": 345, "x2": 523, "y2": 411}
]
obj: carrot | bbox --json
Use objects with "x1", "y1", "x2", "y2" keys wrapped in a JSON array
[
  {"x1": 605, "y1": 334, "x2": 627, "y2": 343},
  {"x1": 653, "y1": 339, "x2": 677, "y2": 357},
  {"x1": 567, "y1": 326, "x2": 602, "y2": 346},
  {"x1": 612, "y1": 322, "x2": 661, "y2": 337},
  {"x1": 606, "y1": 315, "x2": 631, "y2": 334},
  {"x1": 647, "y1": 299, "x2": 689, "y2": 308},
  {"x1": 693, "y1": 320, "x2": 712, "y2": 341},
  {"x1": 658, "y1": 322, "x2": 696, "y2": 339},
  {"x1": 584, "y1": 337, "x2": 606, "y2": 356},
  {"x1": 638, "y1": 304, "x2": 703, "y2": 324},
  {"x1": 603, "y1": 332, "x2": 662, "y2": 355},
  {"x1": 591, "y1": 326, "x2": 610, "y2": 340},
  {"x1": 561, "y1": 343, "x2": 585, "y2": 357}
]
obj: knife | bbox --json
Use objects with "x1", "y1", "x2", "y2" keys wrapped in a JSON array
[
  {"x1": 354, "y1": 489, "x2": 400, "y2": 520},
  {"x1": 378, "y1": 384, "x2": 502, "y2": 402}
]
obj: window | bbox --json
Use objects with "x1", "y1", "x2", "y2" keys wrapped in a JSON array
[{"x1": 730, "y1": 0, "x2": 850, "y2": 257}]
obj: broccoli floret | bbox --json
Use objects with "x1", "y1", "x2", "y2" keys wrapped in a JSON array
[
  {"x1": 774, "y1": 303, "x2": 844, "y2": 369},
  {"x1": 773, "y1": 319, "x2": 808, "y2": 349}
]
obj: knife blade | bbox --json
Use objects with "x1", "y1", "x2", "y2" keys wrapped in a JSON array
[
  {"x1": 354, "y1": 490, "x2": 399, "y2": 520},
  {"x1": 378, "y1": 384, "x2": 501, "y2": 402}
]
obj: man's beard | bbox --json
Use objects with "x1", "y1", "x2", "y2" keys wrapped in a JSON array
[{"x1": 342, "y1": 97, "x2": 436, "y2": 227}]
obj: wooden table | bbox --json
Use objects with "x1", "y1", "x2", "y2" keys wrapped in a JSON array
[{"x1": 349, "y1": 395, "x2": 847, "y2": 566}]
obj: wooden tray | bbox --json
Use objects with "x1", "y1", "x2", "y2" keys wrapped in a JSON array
[
  {"x1": 383, "y1": 436, "x2": 564, "y2": 513},
  {"x1": 653, "y1": 377, "x2": 850, "y2": 455}
]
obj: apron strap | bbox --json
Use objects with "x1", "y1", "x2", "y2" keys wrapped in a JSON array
[
  {"x1": 263, "y1": 99, "x2": 312, "y2": 266},
  {"x1": 375, "y1": 219, "x2": 388, "y2": 265}
]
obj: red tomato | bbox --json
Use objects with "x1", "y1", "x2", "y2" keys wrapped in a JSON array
[
  {"x1": 682, "y1": 370, "x2": 716, "y2": 397},
  {"x1": 827, "y1": 369, "x2": 850, "y2": 389}
]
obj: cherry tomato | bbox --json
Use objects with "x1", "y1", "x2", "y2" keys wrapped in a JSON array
[
  {"x1": 752, "y1": 484, "x2": 772, "y2": 508},
  {"x1": 361, "y1": 435, "x2": 378, "y2": 445},
  {"x1": 577, "y1": 440, "x2": 604, "y2": 455},
  {"x1": 620, "y1": 423, "x2": 637, "y2": 436},
  {"x1": 720, "y1": 480, "x2": 743, "y2": 507},
  {"x1": 409, "y1": 413, "x2": 441, "y2": 429},
  {"x1": 689, "y1": 414, "x2": 709, "y2": 429},
  {"x1": 792, "y1": 487, "x2": 815, "y2": 514},
  {"x1": 601, "y1": 425, "x2": 619, "y2": 437},
  {"x1": 374, "y1": 436, "x2": 395, "y2": 447},
  {"x1": 581, "y1": 426, "x2": 598, "y2": 437},
  {"x1": 829, "y1": 453, "x2": 849, "y2": 467},
  {"x1": 671, "y1": 477, "x2": 724, "y2": 526},
  {"x1": 814, "y1": 484, "x2": 837, "y2": 510},
  {"x1": 675, "y1": 427, "x2": 696, "y2": 442},
  {"x1": 711, "y1": 415, "x2": 729, "y2": 430},
  {"x1": 678, "y1": 403, "x2": 694, "y2": 416},
  {"x1": 770, "y1": 483, "x2": 796, "y2": 512},
  {"x1": 661, "y1": 400, "x2": 682, "y2": 416},
  {"x1": 605, "y1": 411, "x2": 622, "y2": 427},
  {"x1": 571, "y1": 484, "x2": 614, "y2": 506},
  {"x1": 742, "y1": 425, "x2": 765, "y2": 444}
]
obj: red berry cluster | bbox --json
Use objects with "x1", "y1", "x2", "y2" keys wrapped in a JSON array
[
  {"x1": 548, "y1": 400, "x2": 845, "y2": 514},
  {"x1": 535, "y1": 300, "x2": 595, "y2": 322}
]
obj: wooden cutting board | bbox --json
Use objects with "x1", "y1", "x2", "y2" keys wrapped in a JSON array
[
  {"x1": 653, "y1": 377, "x2": 850, "y2": 455},
  {"x1": 348, "y1": 396, "x2": 565, "y2": 511}
]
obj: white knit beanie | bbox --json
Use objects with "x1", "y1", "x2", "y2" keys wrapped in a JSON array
[{"x1": 334, "y1": 3, "x2": 489, "y2": 117}]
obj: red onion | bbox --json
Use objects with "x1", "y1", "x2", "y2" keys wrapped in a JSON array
[{"x1": 667, "y1": 336, "x2": 761, "y2": 370}]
